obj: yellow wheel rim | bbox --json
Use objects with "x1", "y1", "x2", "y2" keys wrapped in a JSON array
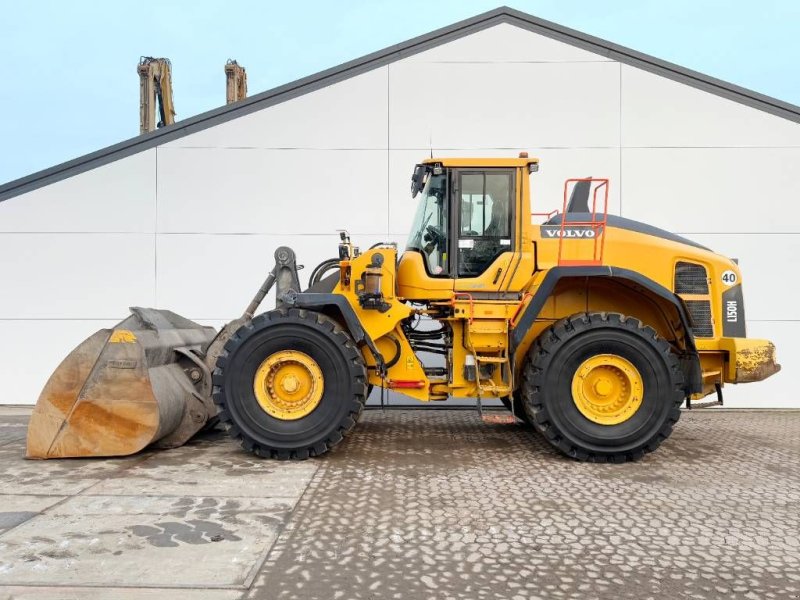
[
  {"x1": 253, "y1": 350, "x2": 324, "y2": 420},
  {"x1": 571, "y1": 354, "x2": 644, "y2": 425}
]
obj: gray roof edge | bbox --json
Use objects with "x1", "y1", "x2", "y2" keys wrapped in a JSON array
[
  {"x1": 2, "y1": 5, "x2": 798, "y2": 203},
  {"x1": 501, "y1": 7, "x2": 800, "y2": 121}
]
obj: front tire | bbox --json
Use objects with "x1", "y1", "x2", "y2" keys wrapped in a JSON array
[
  {"x1": 520, "y1": 312, "x2": 684, "y2": 462},
  {"x1": 212, "y1": 308, "x2": 367, "y2": 459}
]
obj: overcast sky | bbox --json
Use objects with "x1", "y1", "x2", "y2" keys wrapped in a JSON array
[{"x1": 1, "y1": 0, "x2": 798, "y2": 184}]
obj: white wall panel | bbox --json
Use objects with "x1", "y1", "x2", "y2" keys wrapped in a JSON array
[
  {"x1": 388, "y1": 148, "x2": 621, "y2": 236},
  {"x1": 163, "y1": 68, "x2": 388, "y2": 150},
  {"x1": 0, "y1": 151, "x2": 156, "y2": 233},
  {"x1": 713, "y1": 321, "x2": 798, "y2": 409},
  {"x1": 686, "y1": 233, "x2": 799, "y2": 322},
  {"x1": 156, "y1": 148, "x2": 388, "y2": 235},
  {"x1": 389, "y1": 61, "x2": 620, "y2": 149},
  {"x1": 388, "y1": 150, "x2": 432, "y2": 237},
  {"x1": 405, "y1": 23, "x2": 613, "y2": 63},
  {"x1": 529, "y1": 148, "x2": 621, "y2": 218},
  {"x1": 156, "y1": 233, "x2": 386, "y2": 319},
  {"x1": 621, "y1": 66, "x2": 800, "y2": 148},
  {"x1": 0, "y1": 233, "x2": 154, "y2": 319},
  {"x1": 621, "y1": 147, "x2": 800, "y2": 233},
  {"x1": 0, "y1": 319, "x2": 118, "y2": 405}
]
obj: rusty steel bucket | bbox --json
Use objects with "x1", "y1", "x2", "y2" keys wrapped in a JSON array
[{"x1": 26, "y1": 308, "x2": 218, "y2": 459}]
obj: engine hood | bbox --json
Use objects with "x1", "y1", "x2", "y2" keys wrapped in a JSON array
[{"x1": 544, "y1": 213, "x2": 710, "y2": 252}]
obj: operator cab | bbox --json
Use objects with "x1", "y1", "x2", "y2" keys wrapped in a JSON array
[{"x1": 400, "y1": 157, "x2": 538, "y2": 299}]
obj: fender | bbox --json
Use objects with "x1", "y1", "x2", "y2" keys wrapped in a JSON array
[
  {"x1": 281, "y1": 292, "x2": 386, "y2": 372},
  {"x1": 511, "y1": 266, "x2": 702, "y2": 394}
]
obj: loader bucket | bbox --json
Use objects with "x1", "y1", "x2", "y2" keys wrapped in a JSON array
[{"x1": 26, "y1": 308, "x2": 217, "y2": 459}]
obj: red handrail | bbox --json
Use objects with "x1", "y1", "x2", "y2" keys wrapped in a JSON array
[
  {"x1": 556, "y1": 178, "x2": 610, "y2": 267},
  {"x1": 531, "y1": 209, "x2": 559, "y2": 220},
  {"x1": 451, "y1": 292, "x2": 475, "y2": 324}
]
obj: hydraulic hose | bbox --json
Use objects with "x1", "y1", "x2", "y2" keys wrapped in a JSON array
[
  {"x1": 308, "y1": 258, "x2": 340, "y2": 288},
  {"x1": 384, "y1": 335, "x2": 402, "y2": 369}
]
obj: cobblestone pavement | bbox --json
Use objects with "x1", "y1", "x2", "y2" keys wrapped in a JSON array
[
  {"x1": 0, "y1": 409, "x2": 799, "y2": 600},
  {"x1": 247, "y1": 410, "x2": 800, "y2": 600}
]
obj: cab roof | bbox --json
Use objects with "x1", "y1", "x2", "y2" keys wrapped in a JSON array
[{"x1": 422, "y1": 156, "x2": 539, "y2": 168}]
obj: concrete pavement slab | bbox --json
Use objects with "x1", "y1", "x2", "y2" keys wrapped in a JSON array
[
  {"x1": 0, "y1": 494, "x2": 293, "y2": 588},
  {"x1": 87, "y1": 433, "x2": 319, "y2": 499},
  {"x1": 0, "y1": 586, "x2": 242, "y2": 600},
  {"x1": 0, "y1": 497, "x2": 66, "y2": 535},
  {"x1": 0, "y1": 418, "x2": 27, "y2": 448},
  {"x1": 0, "y1": 445, "x2": 145, "y2": 496},
  {"x1": 0, "y1": 409, "x2": 33, "y2": 417}
]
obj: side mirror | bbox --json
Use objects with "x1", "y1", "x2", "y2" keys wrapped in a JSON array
[{"x1": 410, "y1": 164, "x2": 428, "y2": 198}]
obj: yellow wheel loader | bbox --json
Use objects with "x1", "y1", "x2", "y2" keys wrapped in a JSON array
[{"x1": 27, "y1": 155, "x2": 780, "y2": 462}]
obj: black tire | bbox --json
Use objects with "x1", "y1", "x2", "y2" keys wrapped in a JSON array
[
  {"x1": 500, "y1": 393, "x2": 532, "y2": 425},
  {"x1": 520, "y1": 312, "x2": 684, "y2": 463},
  {"x1": 212, "y1": 308, "x2": 367, "y2": 459}
]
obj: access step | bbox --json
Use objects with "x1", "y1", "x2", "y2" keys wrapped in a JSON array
[{"x1": 475, "y1": 355, "x2": 507, "y2": 364}]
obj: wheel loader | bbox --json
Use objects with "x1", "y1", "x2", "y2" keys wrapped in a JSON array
[{"x1": 26, "y1": 154, "x2": 780, "y2": 462}]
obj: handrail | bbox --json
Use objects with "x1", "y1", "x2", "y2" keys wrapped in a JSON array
[
  {"x1": 531, "y1": 209, "x2": 559, "y2": 220},
  {"x1": 557, "y1": 178, "x2": 610, "y2": 266},
  {"x1": 451, "y1": 292, "x2": 475, "y2": 324}
]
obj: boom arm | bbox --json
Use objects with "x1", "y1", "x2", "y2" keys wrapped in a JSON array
[
  {"x1": 138, "y1": 57, "x2": 176, "y2": 134},
  {"x1": 224, "y1": 59, "x2": 248, "y2": 104}
]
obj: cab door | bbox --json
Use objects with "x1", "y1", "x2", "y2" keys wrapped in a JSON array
[{"x1": 451, "y1": 169, "x2": 517, "y2": 293}]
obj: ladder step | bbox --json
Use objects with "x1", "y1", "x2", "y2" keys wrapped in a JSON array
[
  {"x1": 478, "y1": 385, "x2": 512, "y2": 394},
  {"x1": 424, "y1": 367, "x2": 447, "y2": 377},
  {"x1": 475, "y1": 355, "x2": 508, "y2": 363},
  {"x1": 686, "y1": 399, "x2": 723, "y2": 409}
]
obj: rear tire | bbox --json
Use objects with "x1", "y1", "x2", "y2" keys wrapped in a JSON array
[
  {"x1": 520, "y1": 312, "x2": 684, "y2": 462},
  {"x1": 212, "y1": 308, "x2": 367, "y2": 459}
]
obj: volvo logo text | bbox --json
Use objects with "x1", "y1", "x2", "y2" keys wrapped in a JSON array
[{"x1": 540, "y1": 226, "x2": 603, "y2": 239}]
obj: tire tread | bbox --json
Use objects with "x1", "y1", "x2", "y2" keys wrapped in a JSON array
[
  {"x1": 520, "y1": 312, "x2": 684, "y2": 463},
  {"x1": 212, "y1": 308, "x2": 367, "y2": 460}
]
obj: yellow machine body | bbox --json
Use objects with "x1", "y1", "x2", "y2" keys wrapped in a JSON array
[{"x1": 340, "y1": 156, "x2": 779, "y2": 403}]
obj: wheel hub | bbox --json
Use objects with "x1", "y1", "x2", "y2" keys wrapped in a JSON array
[
  {"x1": 281, "y1": 374, "x2": 300, "y2": 393},
  {"x1": 571, "y1": 354, "x2": 644, "y2": 425},
  {"x1": 253, "y1": 350, "x2": 324, "y2": 420}
]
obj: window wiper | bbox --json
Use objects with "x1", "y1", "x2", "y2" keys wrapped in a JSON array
[{"x1": 411, "y1": 211, "x2": 434, "y2": 249}]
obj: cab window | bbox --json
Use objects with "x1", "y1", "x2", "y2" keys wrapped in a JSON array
[
  {"x1": 457, "y1": 171, "x2": 513, "y2": 277},
  {"x1": 406, "y1": 172, "x2": 449, "y2": 276}
]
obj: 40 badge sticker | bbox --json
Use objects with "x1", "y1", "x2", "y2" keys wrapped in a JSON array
[{"x1": 721, "y1": 270, "x2": 738, "y2": 286}]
